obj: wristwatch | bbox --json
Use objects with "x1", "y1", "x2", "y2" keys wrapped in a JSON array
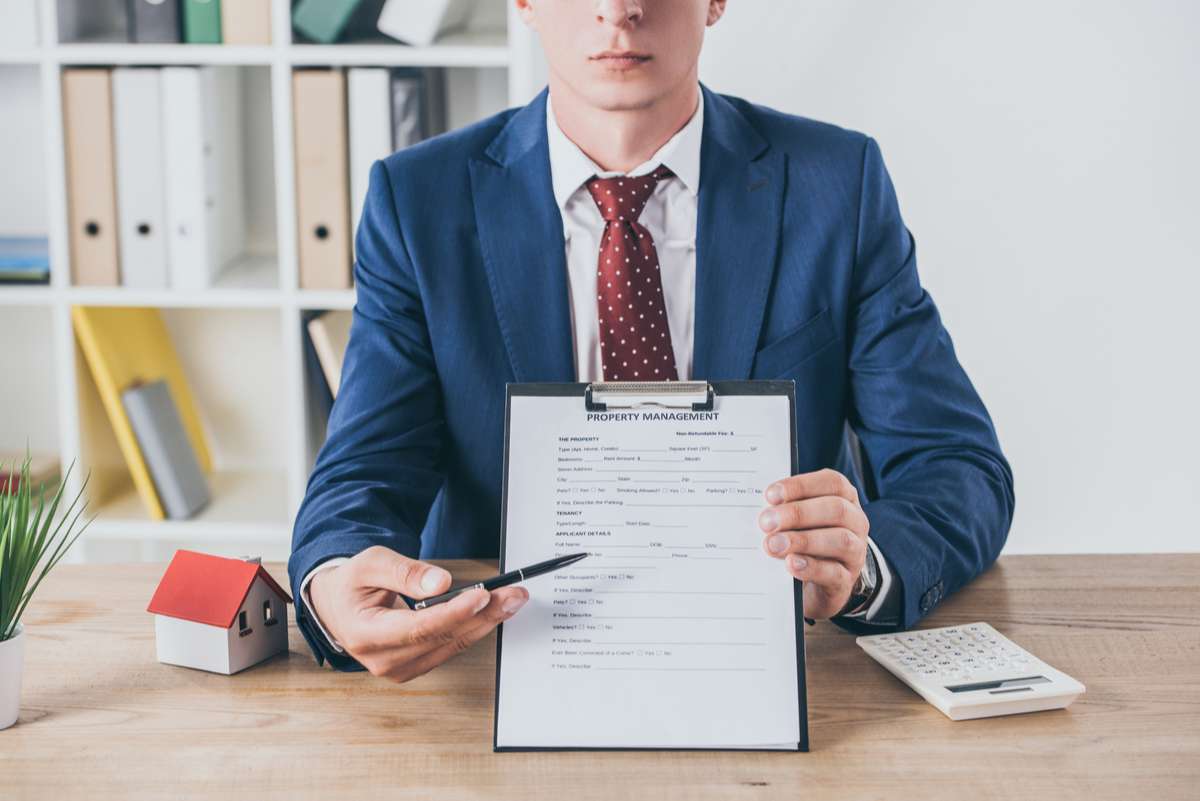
[{"x1": 839, "y1": 543, "x2": 880, "y2": 618}]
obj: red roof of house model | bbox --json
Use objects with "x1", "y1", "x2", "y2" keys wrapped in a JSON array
[{"x1": 146, "y1": 550, "x2": 292, "y2": 628}]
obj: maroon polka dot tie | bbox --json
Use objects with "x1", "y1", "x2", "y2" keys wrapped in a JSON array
[{"x1": 585, "y1": 164, "x2": 679, "y2": 382}]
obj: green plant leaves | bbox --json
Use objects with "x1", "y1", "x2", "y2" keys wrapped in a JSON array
[{"x1": 0, "y1": 446, "x2": 94, "y2": 641}]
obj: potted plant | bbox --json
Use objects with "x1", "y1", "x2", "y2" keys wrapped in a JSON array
[{"x1": 1, "y1": 450, "x2": 93, "y2": 730}]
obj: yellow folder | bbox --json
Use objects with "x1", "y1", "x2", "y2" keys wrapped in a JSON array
[{"x1": 71, "y1": 306, "x2": 213, "y2": 520}]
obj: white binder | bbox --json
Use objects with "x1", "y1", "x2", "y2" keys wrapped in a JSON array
[
  {"x1": 113, "y1": 68, "x2": 168, "y2": 289},
  {"x1": 161, "y1": 67, "x2": 246, "y2": 290},
  {"x1": 347, "y1": 68, "x2": 393, "y2": 243},
  {"x1": 376, "y1": 0, "x2": 475, "y2": 47}
]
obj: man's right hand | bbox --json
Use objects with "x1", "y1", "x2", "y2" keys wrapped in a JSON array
[{"x1": 308, "y1": 545, "x2": 528, "y2": 682}]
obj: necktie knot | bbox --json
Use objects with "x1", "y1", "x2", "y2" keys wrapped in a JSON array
[{"x1": 585, "y1": 164, "x2": 674, "y2": 223}]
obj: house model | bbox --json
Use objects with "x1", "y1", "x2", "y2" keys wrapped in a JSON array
[{"x1": 147, "y1": 550, "x2": 292, "y2": 675}]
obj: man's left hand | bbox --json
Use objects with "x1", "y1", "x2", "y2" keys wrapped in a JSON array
[{"x1": 758, "y1": 469, "x2": 870, "y2": 619}]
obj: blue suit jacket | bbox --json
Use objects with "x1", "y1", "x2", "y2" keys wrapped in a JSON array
[{"x1": 289, "y1": 83, "x2": 1014, "y2": 669}]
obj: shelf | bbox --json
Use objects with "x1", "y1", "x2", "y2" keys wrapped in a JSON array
[
  {"x1": 53, "y1": 44, "x2": 277, "y2": 66},
  {"x1": 0, "y1": 285, "x2": 54, "y2": 305},
  {"x1": 0, "y1": 0, "x2": 539, "y2": 564},
  {"x1": 84, "y1": 465, "x2": 290, "y2": 541},
  {"x1": 289, "y1": 29, "x2": 510, "y2": 68},
  {"x1": 82, "y1": 468, "x2": 290, "y2": 542},
  {"x1": 296, "y1": 289, "x2": 356, "y2": 310},
  {"x1": 65, "y1": 254, "x2": 282, "y2": 307}
]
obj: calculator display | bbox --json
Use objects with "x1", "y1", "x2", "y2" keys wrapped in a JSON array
[{"x1": 945, "y1": 675, "x2": 1051, "y2": 693}]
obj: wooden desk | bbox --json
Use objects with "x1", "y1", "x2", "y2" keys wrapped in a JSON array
[{"x1": 2, "y1": 555, "x2": 1197, "y2": 800}]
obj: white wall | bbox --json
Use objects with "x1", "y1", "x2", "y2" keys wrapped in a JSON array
[{"x1": 699, "y1": 1, "x2": 1200, "y2": 554}]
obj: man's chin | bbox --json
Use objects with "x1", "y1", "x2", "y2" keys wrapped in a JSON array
[{"x1": 581, "y1": 82, "x2": 663, "y2": 113}]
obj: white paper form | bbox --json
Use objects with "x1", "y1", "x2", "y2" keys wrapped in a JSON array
[{"x1": 494, "y1": 389, "x2": 803, "y2": 749}]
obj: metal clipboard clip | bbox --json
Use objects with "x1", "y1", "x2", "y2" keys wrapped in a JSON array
[{"x1": 584, "y1": 380, "x2": 715, "y2": 412}]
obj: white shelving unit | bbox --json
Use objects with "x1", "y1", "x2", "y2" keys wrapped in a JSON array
[{"x1": 0, "y1": 0, "x2": 547, "y2": 564}]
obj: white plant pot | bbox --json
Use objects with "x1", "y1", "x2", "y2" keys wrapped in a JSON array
[{"x1": 0, "y1": 623, "x2": 24, "y2": 730}]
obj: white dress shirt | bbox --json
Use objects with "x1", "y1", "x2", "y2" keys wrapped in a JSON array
[{"x1": 300, "y1": 86, "x2": 895, "y2": 655}]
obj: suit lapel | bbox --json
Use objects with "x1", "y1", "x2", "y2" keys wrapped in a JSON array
[
  {"x1": 469, "y1": 88, "x2": 576, "y2": 383},
  {"x1": 469, "y1": 84, "x2": 785, "y2": 385},
  {"x1": 692, "y1": 83, "x2": 786, "y2": 381}
]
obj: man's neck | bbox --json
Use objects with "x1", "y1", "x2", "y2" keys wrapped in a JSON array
[{"x1": 547, "y1": 74, "x2": 700, "y2": 174}]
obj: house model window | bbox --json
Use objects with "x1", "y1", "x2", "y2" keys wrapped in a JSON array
[
  {"x1": 238, "y1": 610, "x2": 251, "y2": 636},
  {"x1": 263, "y1": 600, "x2": 277, "y2": 626}
]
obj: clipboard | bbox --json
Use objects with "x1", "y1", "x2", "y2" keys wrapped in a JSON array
[{"x1": 493, "y1": 380, "x2": 808, "y2": 752}]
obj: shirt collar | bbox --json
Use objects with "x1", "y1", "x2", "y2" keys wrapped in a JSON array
[{"x1": 546, "y1": 87, "x2": 704, "y2": 211}]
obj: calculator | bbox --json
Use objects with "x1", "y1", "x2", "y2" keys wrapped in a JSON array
[{"x1": 856, "y1": 622, "x2": 1085, "y2": 720}]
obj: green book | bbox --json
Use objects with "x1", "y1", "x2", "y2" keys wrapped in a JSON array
[
  {"x1": 292, "y1": 0, "x2": 367, "y2": 44},
  {"x1": 183, "y1": 0, "x2": 222, "y2": 44}
]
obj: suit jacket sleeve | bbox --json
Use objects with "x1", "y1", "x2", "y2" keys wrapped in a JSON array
[
  {"x1": 837, "y1": 138, "x2": 1015, "y2": 634},
  {"x1": 288, "y1": 160, "x2": 447, "y2": 670}
]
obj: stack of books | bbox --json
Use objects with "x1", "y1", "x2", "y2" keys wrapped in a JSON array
[
  {"x1": 55, "y1": 0, "x2": 483, "y2": 47},
  {"x1": 58, "y1": 0, "x2": 271, "y2": 45},
  {"x1": 0, "y1": 237, "x2": 50, "y2": 285}
]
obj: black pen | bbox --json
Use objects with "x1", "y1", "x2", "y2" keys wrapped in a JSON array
[{"x1": 410, "y1": 552, "x2": 589, "y2": 610}]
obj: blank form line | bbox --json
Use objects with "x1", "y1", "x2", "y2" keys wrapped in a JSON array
[
  {"x1": 625, "y1": 503, "x2": 762, "y2": 508},
  {"x1": 595, "y1": 469, "x2": 756, "y2": 473},
  {"x1": 581, "y1": 544, "x2": 650, "y2": 549},
  {"x1": 591, "y1": 615, "x2": 765, "y2": 620},
  {"x1": 594, "y1": 590, "x2": 767, "y2": 596},
  {"x1": 595, "y1": 641, "x2": 767, "y2": 646},
  {"x1": 596, "y1": 667, "x2": 767, "y2": 672}
]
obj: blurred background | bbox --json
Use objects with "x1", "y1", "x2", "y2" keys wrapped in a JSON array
[{"x1": 0, "y1": 0, "x2": 1195, "y2": 564}]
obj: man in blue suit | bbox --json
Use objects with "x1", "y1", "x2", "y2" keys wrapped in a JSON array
[{"x1": 290, "y1": 0, "x2": 1014, "y2": 679}]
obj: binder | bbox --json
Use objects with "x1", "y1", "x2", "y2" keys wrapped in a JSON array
[
  {"x1": 128, "y1": 0, "x2": 181, "y2": 43},
  {"x1": 493, "y1": 380, "x2": 807, "y2": 752},
  {"x1": 293, "y1": 70, "x2": 352, "y2": 290},
  {"x1": 71, "y1": 305, "x2": 213, "y2": 521},
  {"x1": 305, "y1": 310, "x2": 352, "y2": 398},
  {"x1": 390, "y1": 68, "x2": 445, "y2": 150},
  {"x1": 62, "y1": 69, "x2": 121, "y2": 287},
  {"x1": 301, "y1": 310, "x2": 335, "y2": 451},
  {"x1": 376, "y1": 0, "x2": 475, "y2": 47},
  {"x1": 161, "y1": 67, "x2": 246, "y2": 290},
  {"x1": 183, "y1": 0, "x2": 222, "y2": 43},
  {"x1": 112, "y1": 67, "x2": 168, "y2": 289},
  {"x1": 291, "y1": 0, "x2": 366, "y2": 44},
  {"x1": 220, "y1": 0, "x2": 271, "y2": 45},
  {"x1": 122, "y1": 379, "x2": 211, "y2": 519},
  {"x1": 57, "y1": 0, "x2": 130, "y2": 43},
  {"x1": 0, "y1": 0, "x2": 40, "y2": 49},
  {"x1": 389, "y1": 69, "x2": 424, "y2": 150},
  {"x1": 347, "y1": 68, "x2": 393, "y2": 239}
]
